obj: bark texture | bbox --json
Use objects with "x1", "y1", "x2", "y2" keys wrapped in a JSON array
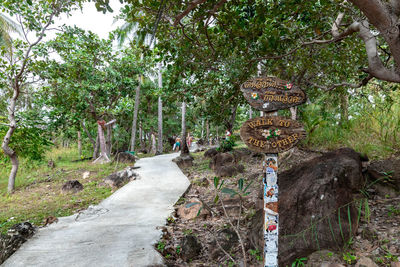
[
  {"x1": 181, "y1": 101, "x2": 189, "y2": 155},
  {"x1": 2, "y1": 83, "x2": 19, "y2": 193},
  {"x1": 157, "y1": 63, "x2": 163, "y2": 154},
  {"x1": 77, "y1": 130, "x2": 82, "y2": 157},
  {"x1": 130, "y1": 76, "x2": 141, "y2": 152}
]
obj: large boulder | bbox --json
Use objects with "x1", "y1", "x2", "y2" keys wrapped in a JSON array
[
  {"x1": 172, "y1": 154, "x2": 194, "y2": 168},
  {"x1": 367, "y1": 157, "x2": 400, "y2": 191},
  {"x1": 176, "y1": 198, "x2": 211, "y2": 220},
  {"x1": 61, "y1": 180, "x2": 83, "y2": 193},
  {"x1": 115, "y1": 152, "x2": 137, "y2": 163},
  {"x1": 0, "y1": 222, "x2": 36, "y2": 264},
  {"x1": 104, "y1": 166, "x2": 138, "y2": 188},
  {"x1": 248, "y1": 148, "x2": 367, "y2": 266},
  {"x1": 181, "y1": 235, "x2": 202, "y2": 262},
  {"x1": 232, "y1": 148, "x2": 253, "y2": 162},
  {"x1": 204, "y1": 148, "x2": 218, "y2": 158},
  {"x1": 209, "y1": 152, "x2": 244, "y2": 177}
]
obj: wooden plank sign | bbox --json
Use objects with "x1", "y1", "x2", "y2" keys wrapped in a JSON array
[
  {"x1": 240, "y1": 116, "x2": 306, "y2": 153},
  {"x1": 240, "y1": 77, "x2": 306, "y2": 112}
]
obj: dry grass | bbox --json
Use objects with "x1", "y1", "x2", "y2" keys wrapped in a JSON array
[{"x1": 0, "y1": 147, "x2": 131, "y2": 234}]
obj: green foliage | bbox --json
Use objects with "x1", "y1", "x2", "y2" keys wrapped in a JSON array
[
  {"x1": 342, "y1": 252, "x2": 357, "y2": 264},
  {"x1": 249, "y1": 249, "x2": 263, "y2": 262},
  {"x1": 156, "y1": 241, "x2": 166, "y2": 253},
  {"x1": 387, "y1": 205, "x2": 400, "y2": 217},
  {"x1": 301, "y1": 85, "x2": 400, "y2": 159},
  {"x1": 217, "y1": 138, "x2": 236, "y2": 153},
  {"x1": 0, "y1": 147, "x2": 130, "y2": 233},
  {"x1": 291, "y1": 257, "x2": 307, "y2": 267},
  {"x1": 0, "y1": 117, "x2": 52, "y2": 161}
]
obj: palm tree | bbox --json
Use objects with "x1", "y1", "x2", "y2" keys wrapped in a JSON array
[{"x1": 0, "y1": 13, "x2": 20, "y2": 51}]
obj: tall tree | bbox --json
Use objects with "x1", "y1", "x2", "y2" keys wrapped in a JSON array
[
  {"x1": 156, "y1": 62, "x2": 163, "y2": 154},
  {"x1": 180, "y1": 100, "x2": 189, "y2": 155},
  {"x1": 0, "y1": 0, "x2": 84, "y2": 193}
]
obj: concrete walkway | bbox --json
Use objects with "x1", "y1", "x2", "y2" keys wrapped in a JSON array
[{"x1": 3, "y1": 153, "x2": 190, "y2": 267}]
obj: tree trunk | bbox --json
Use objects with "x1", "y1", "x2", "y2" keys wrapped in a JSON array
[
  {"x1": 2, "y1": 83, "x2": 20, "y2": 193},
  {"x1": 290, "y1": 107, "x2": 297, "y2": 120},
  {"x1": 106, "y1": 124, "x2": 112, "y2": 157},
  {"x1": 181, "y1": 101, "x2": 189, "y2": 155},
  {"x1": 130, "y1": 75, "x2": 141, "y2": 152},
  {"x1": 201, "y1": 119, "x2": 204, "y2": 139},
  {"x1": 151, "y1": 132, "x2": 157, "y2": 154},
  {"x1": 93, "y1": 133, "x2": 99, "y2": 160},
  {"x1": 77, "y1": 130, "x2": 82, "y2": 157},
  {"x1": 249, "y1": 106, "x2": 253, "y2": 119},
  {"x1": 147, "y1": 132, "x2": 152, "y2": 153},
  {"x1": 139, "y1": 123, "x2": 145, "y2": 151},
  {"x1": 157, "y1": 96, "x2": 163, "y2": 155},
  {"x1": 225, "y1": 105, "x2": 238, "y2": 133},
  {"x1": 206, "y1": 119, "x2": 210, "y2": 145},
  {"x1": 157, "y1": 63, "x2": 163, "y2": 155},
  {"x1": 93, "y1": 121, "x2": 110, "y2": 164}
]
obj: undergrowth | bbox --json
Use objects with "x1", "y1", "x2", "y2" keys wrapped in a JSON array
[{"x1": 0, "y1": 146, "x2": 130, "y2": 234}]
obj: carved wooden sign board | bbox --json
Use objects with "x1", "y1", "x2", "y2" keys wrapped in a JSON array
[
  {"x1": 240, "y1": 116, "x2": 306, "y2": 153},
  {"x1": 241, "y1": 77, "x2": 306, "y2": 112}
]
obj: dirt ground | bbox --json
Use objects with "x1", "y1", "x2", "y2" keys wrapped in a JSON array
[{"x1": 156, "y1": 147, "x2": 400, "y2": 267}]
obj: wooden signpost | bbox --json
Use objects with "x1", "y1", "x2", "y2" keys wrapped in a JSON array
[
  {"x1": 240, "y1": 116, "x2": 306, "y2": 153},
  {"x1": 240, "y1": 77, "x2": 307, "y2": 267},
  {"x1": 240, "y1": 77, "x2": 306, "y2": 112}
]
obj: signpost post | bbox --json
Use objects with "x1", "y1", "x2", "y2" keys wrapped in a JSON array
[{"x1": 240, "y1": 77, "x2": 307, "y2": 267}]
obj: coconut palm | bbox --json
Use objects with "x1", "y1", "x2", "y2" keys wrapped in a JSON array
[{"x1": 0, "y1": 13, "x2": 20, "y2": 50}]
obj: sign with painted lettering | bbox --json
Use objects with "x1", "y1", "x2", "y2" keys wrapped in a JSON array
[
  {"x1": 240, "y1": 116, "x2": 306, "y2": 153},
  {"x1": 240, "y1": 77, "x2": 306, "y2": 112}
]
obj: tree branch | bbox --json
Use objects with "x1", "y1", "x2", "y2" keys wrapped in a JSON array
[
  {"x1": 173, "y1": 0, "x2": 207, "y2": 26},
  {"x1": 253, "y1": 21, "x2": 360, "y2": 62},
  {"x1": 208, "y1": 0, "x2": 227, "y2": 16},
  {"x1": 349, "y1": 0, "x2": 392, "y2": 32},
  {"x1": 332, "y1": 12, "x2": 345, "y2": 38},
  {"x1": 358, "y1": 20, "x2": 400, "y2": 82},
  {"x1": 309, "y1": 74, "x2": 373, "y2": 91},
  {"x1": 105, "y1": 119, "x2": 117, "y2": 126}
]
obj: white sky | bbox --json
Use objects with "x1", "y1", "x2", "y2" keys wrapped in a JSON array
[{"x1": 53, "y1": 1, "x2": 124, "y2": 40}]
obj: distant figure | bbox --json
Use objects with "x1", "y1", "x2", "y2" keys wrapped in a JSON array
[
  {"x1": 225, "y1": 130, "x2": 231, "y2": 140},
  {"x1": 187, "y1": 133, "x2": 193, "y2": 148},
  {"x1": 173, "y1": 137, "x2": 181, "y2": 151}
]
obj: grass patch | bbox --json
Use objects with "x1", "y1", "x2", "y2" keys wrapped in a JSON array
[{"x1": 0, "y1": 147, "x2": 131, "y2": 234}]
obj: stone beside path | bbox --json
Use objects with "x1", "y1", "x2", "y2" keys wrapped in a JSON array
[{"x1": 3, "y1": 153, "x2": 190, "y2": 267}]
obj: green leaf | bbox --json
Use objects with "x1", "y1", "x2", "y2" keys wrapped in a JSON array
[
  {"x1": 238, "y1": 178, "x2": 244, "y2": 191},
  {"x1": 213, "y1": 195, "x2": 219, "y2": 204},
  {"x1": 221, "y1": 187, "x2": 237, "y2": 197},
  {"x1": 185, "y1": 202, "x2": 200, "y2": 208},
  {"x1": 218, "y1": 180, "x2": 225, "y2": 190},
  {"x1": 213, "y1": 176, "x2": 219, "y2": 189},
  {"x1": 196, "y1": 206, "x2": 203, "y2": 217}
]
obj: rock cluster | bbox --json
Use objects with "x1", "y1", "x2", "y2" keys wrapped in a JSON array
[
  {"x1": 61, "y1": 180, "x2": 83, "y2": 193},
  {"x1": 0, "y1": 222, "x2": 36, "y2": 264},
  {"x1": 208, "y1": 151, "x2": 245, "y2": 177},
  {"x1": 103, "y1": 166, "x2": 139, "y2": 188}
]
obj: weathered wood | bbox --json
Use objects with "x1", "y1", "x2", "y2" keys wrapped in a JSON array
[
  {"x1": 240, "y1": 77, "x2": 306, "y2": 112},
  {"x1": 240, "y1": 116, "x2": 306, "y2": 153}
]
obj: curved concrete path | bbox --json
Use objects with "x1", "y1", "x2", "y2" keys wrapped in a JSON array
[{"x1": 3, "y1": 153, "x2": 190, "y2": 267}]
